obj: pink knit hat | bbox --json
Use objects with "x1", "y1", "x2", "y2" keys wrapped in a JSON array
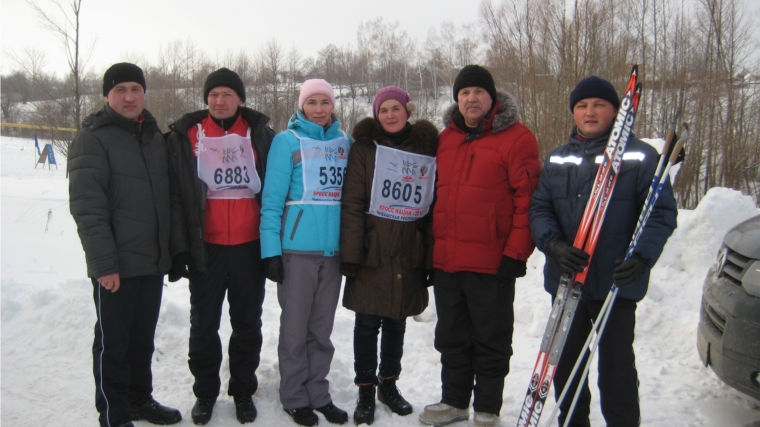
[
  {"x1": 372, "y1": 86, "x2": 416, "y2": 119},
  {"x1": 298, "y1": 79, "x2": 336, "y2": 110}
]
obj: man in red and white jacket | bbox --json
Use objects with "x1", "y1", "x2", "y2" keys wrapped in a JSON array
[
  {"x1": 166, "y1": 68, "x2": 274, "y2": 425},
  {"x1": 420, "y1": 65, "x2": 542, "y2": 427}
]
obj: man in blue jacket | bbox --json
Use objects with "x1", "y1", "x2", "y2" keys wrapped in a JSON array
[{"x1": 529, "y1": 76, "x2": 677, "y2": 427}]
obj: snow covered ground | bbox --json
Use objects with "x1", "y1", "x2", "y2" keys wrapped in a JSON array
[{"x1": 2, "y1": 136, "x2": 759, "y2": 427}]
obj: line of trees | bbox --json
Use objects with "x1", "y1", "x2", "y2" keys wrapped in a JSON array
[{"x1": 2, "y1": 0, "x2": 758, "y2": 208}]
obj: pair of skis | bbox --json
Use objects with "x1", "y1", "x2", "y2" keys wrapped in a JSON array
[
  {"x1": 516, "y1": 64, "x2": 689, "y2": 427},
  {"x1": 516, "y1": 65, "x2": 642, "y2": 427}
]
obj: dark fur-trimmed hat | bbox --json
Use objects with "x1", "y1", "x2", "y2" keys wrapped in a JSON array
[{"x1": 103, "y1": 63, "x2": 146, "y2": 96}]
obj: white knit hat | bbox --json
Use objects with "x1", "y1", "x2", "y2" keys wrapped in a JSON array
[{"x1": 298, "y1": 79, "x2": 336, "y2": 110}]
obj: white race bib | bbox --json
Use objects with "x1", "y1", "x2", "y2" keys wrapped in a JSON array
[
  {"x1": 368, "y1": 143, "x2": 436, "y2": 221},
  {"x1": 294, "y1": 131, "x2": 350, "y2": 205},
  {"x1": 196, "y1": 125, "x2": 261, "y2": 199}
]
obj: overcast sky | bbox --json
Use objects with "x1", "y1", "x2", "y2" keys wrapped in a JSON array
[
  {"x1": 2, "y1": 0, "x2": 758, "y2": 80},
  {"x1": 1, "y1": 0, "x2": 482, "y2": 77}
]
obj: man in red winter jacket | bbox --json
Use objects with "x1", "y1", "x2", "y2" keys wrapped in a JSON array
[
  {"x1": 420, "y1": 65, "x2": 541, "y2": 427},
  {"x1": 166, "y1": 68, "x2": 274, "y2": 425}
]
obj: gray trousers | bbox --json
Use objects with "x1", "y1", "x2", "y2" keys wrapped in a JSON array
[{"x1": 277, "y1": 253, "x2": 342, "y2": 409}]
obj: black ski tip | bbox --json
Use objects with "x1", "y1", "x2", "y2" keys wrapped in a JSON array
[{"x1": 631, "y1": 64, "x2": 638, "y2": 75}]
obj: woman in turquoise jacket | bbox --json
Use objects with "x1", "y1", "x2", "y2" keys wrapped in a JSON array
[{"x1": 260, "y1": 79, "x2": 352, "y2": 427}]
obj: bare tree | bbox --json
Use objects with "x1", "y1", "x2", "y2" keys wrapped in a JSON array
[
  {"x1": 257, "y1": 40, "x2": 287, "y2": 131},
  {"x1": 6, "y1": 47, "x2": 93, "y2": 156},
  {"x1": 27, "y1": 0, "x2": 93, "y2": 134}
]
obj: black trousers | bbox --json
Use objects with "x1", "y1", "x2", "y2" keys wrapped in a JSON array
[
  {"x1": 188, "y1": 240, "x2": 266, "y2": 399},
  {"x1": 353, "y1": 313, "x2": 407, "y2": 385},
  {"x1": 433, "y1": 270, "x2": 516, "y2": 415},
  {"x1": 92, "y1": 275, "x2": 163, "y2": 427},
  {"x1": 553, "y1": 298, "x2": 640, "y2": 427}
]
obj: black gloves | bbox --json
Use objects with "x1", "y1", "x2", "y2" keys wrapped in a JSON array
[
  {"x1": 264, "y1": 256, "x2": 284, "y2": 283},
  {"x1": 340, "y1": 262, "x2": 359, "y2": 278},
  {"x1": 613, "y1": 254, "x2": 646, "y2": 288},
  {"x1": 168, "y1": 251, "x2": 197, "y2": 282},
  {"x1": 498, "y1": 256, "x2": 527, "y2": 281},
  {"x1": 544, "y1": 239, "x2": 590, "y2": 274}
]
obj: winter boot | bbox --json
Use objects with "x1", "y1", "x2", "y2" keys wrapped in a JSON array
[
  {"x1": 473, "y1": 411, "x2": 500, "y2": 426},
  {"x1": 315, "y1": 401, "x2": 349, "y2": 424},
  {"x1": 353, "y1": 384, "x2": 376, "y2": 425},
  {"x1": 233, "y1": 395, "x2": 257, "y2": 424},
  {"x1": 284, "y1": 407, "x2": 318, "y2": 426},
  {"x1": 191, "y1": 397, "x2": 216, "y2": 425},
  {"x1": 377, "y1": 376, "x2": 412, "y2": 416},
  {"x1": 130, "y1": 397, "x2": 182, "y2": 425},
  {"x1": 418, "y1": 402, "x2": 469, "y2": 426}
]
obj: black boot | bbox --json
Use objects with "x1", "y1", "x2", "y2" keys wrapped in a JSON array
[
  {"x1": 191, "y1": 397, "x2": 216, "y2": 425},
  {"x1": 130, "y1": 397, "x2": 182, "y2": 425},
  {"x1": 284, "y1": 407, "x2": 319, "y2": 426},
  {"x1": 353, "y1": 384, "x2": 376, "y2": 425},
  {"x1": 377, "y1": 376, "x2": 412, "y2": 416},
  {"x1": 315, "y1": 402, "x2": 348, "y2": 424},
  {"x1": 234, "y1": 395, "x2": 257, "y2": 424}
]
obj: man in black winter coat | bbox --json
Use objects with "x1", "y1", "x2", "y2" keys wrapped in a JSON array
[
  {"x1": 529, "y1": 76, "x2": 677, "y2": 427},
  {"x1": 69, "y1": 63, "x2": 181, "y2": 427}
]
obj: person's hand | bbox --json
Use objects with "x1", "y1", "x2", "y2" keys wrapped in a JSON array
[
  {"x1": 340, "y1": 262, "x2": 359, "y2": 278},
  {"x1": 544, "y1": 239, "x2": 589, "y2": 274},
  {"x1": 168, "y1": 252, "x2": 197, "y2": 282},
  {"x1": 613, "y1": 254, "x2": 645, "y2": 288},
  {"x1": 98, "y1": 273, "x2": 121, "y2": 293},
  {"x1": 498, "y1": 256, "x2": 527, "y2": 280},
  {"x1": 264, "y1": 256, "x2": 284, "y2": 283}
]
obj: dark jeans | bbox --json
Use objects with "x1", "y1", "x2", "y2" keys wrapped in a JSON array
[
  {"x1": 188, "y1": 241, "x2": 266, "y2": 399},
  {"x1": 92, "y1": 275, "x2": 163, "y2": 427},
  {"x1": 553, "y1": 298, "x2": 639, "y2": 427},
  {"x1": 433, "y1": 270, "x2": 516, "y2": 415},
  {"x1": 353, "y1": 313, "x2": 407, "y2": 384}
]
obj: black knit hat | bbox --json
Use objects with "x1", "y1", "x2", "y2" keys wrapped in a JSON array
[
  {"x1": 569, "y1": 76, "x2": 621, "y2": 112},
  {"x1": 453, "y1": 65, "x2": 496, "y2": 102},
  {"x1": 204, "y1": 68, "x2": 246, "y2": 104},
  {"x1": 102, "y1": 63, "x2": 146, "y2": 96}
]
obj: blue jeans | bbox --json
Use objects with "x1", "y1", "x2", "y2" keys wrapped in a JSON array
[{"x1": 353, "y1": 313, "x2": 407, "y2": 384}]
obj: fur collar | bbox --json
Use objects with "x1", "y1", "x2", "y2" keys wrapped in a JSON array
[
  {"x1": 352, "y1": 117, "x2": 439, "y2": 152},
  {"x1": 441, "y1": 90, "x2": 520, "y2": 134}
]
